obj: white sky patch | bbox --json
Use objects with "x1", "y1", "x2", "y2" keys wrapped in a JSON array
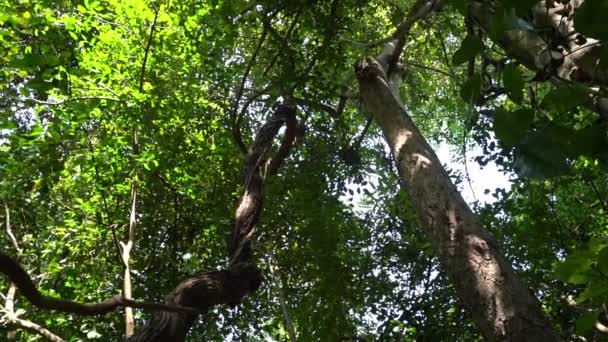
[
  {"x1": 435, "y1": 142, "x2": 512, "y2": 206},
  {"x1": 342, "y1": 140, "x2": 513, "y2": 213}
]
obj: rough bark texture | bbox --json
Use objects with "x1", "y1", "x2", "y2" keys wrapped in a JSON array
[
  {"x1": 355, "y1": 57, "x2": 561, "y2": 341},
  {"x1": 469, "y1": 0, "x2": 608, "y2": 119}
]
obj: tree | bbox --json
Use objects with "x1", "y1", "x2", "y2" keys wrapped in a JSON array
[{"x1": 1, "y1": 0, "x2": 607, "y2": 341}]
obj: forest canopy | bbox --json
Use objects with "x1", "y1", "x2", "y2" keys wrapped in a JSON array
[{"x1": 1, "y1": 0, "x2": 608, "y2": 341}]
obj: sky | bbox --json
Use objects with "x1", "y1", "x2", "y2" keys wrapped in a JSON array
[
  {"x1": 341, "y1": 140, "x2": 513, "y2": 214},
  {"x1": 435, "y1": 143, "x2": 513, "y2": 206}
]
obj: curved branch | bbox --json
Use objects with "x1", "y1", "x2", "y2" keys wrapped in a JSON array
[
  {"x1": 267, "y1": 109, "x2": 298, "y2": 175},
  {"x1": 340, "y1": 0, "x2": 445, "y2": 56},
  {"x1": 386, "y1": 0, "x2": 446, "y2": 76},
  {"x1": 293, "y1": 97, "x2": 337, "y2": 117},
  {"x1": 229, "y1": 104, "x2": 297, "y2": 264},
  {"x1": 6, "y1": 317, "x2": 65, "y2": 342},
  {"x1": 130, "y1": 104, "x2": 298, "y2": 341},
  {"x1": 0, "y1": 253, "x2": 199, "y2": 316},
  {"x1": 0, "y1": 105, "x2": 299, "y2": 342}
]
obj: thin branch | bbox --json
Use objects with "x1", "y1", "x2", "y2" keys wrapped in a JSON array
[
  {"x1": 9, "y1": 96, "x2": 121, "y2": 106},
  {"x1": 387, "y1": 0, "x2": 446, "y2": 76},
  {"x1": 84, "y1": 128, "x2": 122, "y2": 265},
  {"x1": 6, "y1": 317, "x2": 65, "y2": 342},
  {"x1": 338, "y1": 35, "x2": 395, "y2": 49},
  {"x1": 587, "y1": 178, "x2": 608, "y2": 217},
  {"x1": 549, "y1": 187, "x2": 567, "y2": 251},
  {"x1": 270, "y1": 258, "x2": 296, "y2": 342},
  {"x1": 336, "y1": 74, "x2": 354, "y2": 118},
  {"x1": 462, "y1": 43, "x2": 479, "y2": 207},
  {"x1": 236, "y1": 86, "x2": 271, "y2": 128},
  {"x1": 138, "y1": 5, "x2": 160, "y2": 92},
  {"x1": 292, "y1": 97, "x2": 337, "y2": 117},
  {"x1": 436, "y1": 28, "x2": 456, "y2": 78},
  {"x1": 462, "y1": 126, "x2": 479, "y2": 207},
  {"x1": 230, "y1": 21, "x2": 270, "y2": 154},
  {"x1": 352, "y1": 115, "x2": 373, "y2": 150},
  {"x1": 340, "y1": 0, "x2": 446, "y2": 76},
  {"x1": 403, "y1": 60, "x2": 454, "y2": 78},
  {"x1": 4, "y1": 203, "x2": 21, "y2": 255},
  {"x1": 262, "y1": 7, "x2": 303, "y2": 77}
]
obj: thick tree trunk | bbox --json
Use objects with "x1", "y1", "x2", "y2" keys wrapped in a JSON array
[
  {"x1": 355, "y1": 58, "x2": 561, "y2": 341},
  {"x1": 469, "y1": 0, "x2": 608, "y2": 119}
]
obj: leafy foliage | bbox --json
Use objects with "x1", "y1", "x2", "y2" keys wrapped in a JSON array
[{"x1": 1, "y1": 0, "x2": 608, "y2": 341}]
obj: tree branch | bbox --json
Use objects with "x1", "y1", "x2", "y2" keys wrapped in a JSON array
[
  {"x1": 6, "y1": 317, "x2": 65, "y2": 342},
  {"x1": 386, "y1": 0, "x2": 446, "y2": 77},
  {"x1": 0, "y1": 253, "x2": 200, "y2": 316},
  {"x1": 293, "y1": 97, "x2": 337, "y2": 118},
  {"x1": 9, "y1": 96, "x2": 121, "y2": 106},
  {"x1": 230, "y1": 20, "x2": 270, "y2": 154},
  {"x1": 262, "y1": 7, "x2": 303, "y2": 78},
  {"x1": 129, "y1": 104, "x2": 298, "y2": 341}
]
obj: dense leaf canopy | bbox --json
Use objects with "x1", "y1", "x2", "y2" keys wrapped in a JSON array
[{"x1": 1, "y1": 0, "x2": 607, "y2": 340}]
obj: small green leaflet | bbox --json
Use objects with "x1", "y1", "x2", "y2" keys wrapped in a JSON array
[
  {"x1": 502, "y1": 64, "x2": 524, "y2": 104},
  {"x1": 575, "y1": 0, "x2": 608, "y2": 41},
  {"x1": 493, "y1": 108, "x2": 533, "y2": 145},
  {"x1": 452, "y1": 35, "x2": 484, "y2": 65}
]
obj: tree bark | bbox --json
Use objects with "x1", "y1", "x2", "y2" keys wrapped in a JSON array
[
  {"x1": 128, "y1": 104, "x2": 297, "y2": 341},
  {"x1": 355, "y1": 57, "x2": 561, "y2": 341},
  {"x1": 469, "y1": 0, "x2": 608, "y2": 119}
]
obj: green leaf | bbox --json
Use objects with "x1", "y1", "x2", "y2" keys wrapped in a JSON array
[
  {"x1": 450, "y1": 0, "x2": 466, "y2": 14},
  {"x1": 487, "y1": 9, "x2": 534, "y2": 40},
  {"x1": 19, "y1": 87, "x2": 31, "y2": 97},
  {"x1": 554, "y1": 249, "x2": 597, "y2": 285},
  {"x1": 568, "y1": 125, "x2": 607, "y2": 157},
  {"x1": 460, "y1": 73, "x2": 482, "y2": 104},
  {"x1": 507, "y1": 0, "x2": 539, "y2": 16},
  {"x1": 514, "y1": 129, "x2": 571, "y2": 179},
  {"x1": 1, "y1": 120, "x2": 17, "y2": 129},
  {"x1": 86, "y1": 328, "x2": 102, "y2": 339},
  {"x1": 576, "y1": 282, "x2": 608, "y2": 303},
  {"x1": 452, "y1": 36, "x2": 484, "y2": 65},
  {"x1": 494, "y1": 108, "x2": 533, "y2": 145},
  {"x1": 598, "y1": 246, "x2": 608, "y2": 275},
  {"x1": 575, "y1": 0, "x2": 608, "y2": 41},
  {"x1": 576, "y1": 312, "x2": 598, "y2": 335},
  {"x1": 541, "y1": 86, "x2": 587, "y2": 114},
  {"x1": 28, "y1": 125, "x2": 44, "y2": 138},
  {"x1": 502, "y1": 64, "x2": 524, "y2": 104}
]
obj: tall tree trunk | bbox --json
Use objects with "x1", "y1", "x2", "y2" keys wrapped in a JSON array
[{"x1": 355, "y1": 58, "x2": 561, "y2": 341}]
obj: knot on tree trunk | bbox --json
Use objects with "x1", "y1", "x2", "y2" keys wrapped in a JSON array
[{"x1": 355, "y1": 57, "x2": 388, "y2": 82}]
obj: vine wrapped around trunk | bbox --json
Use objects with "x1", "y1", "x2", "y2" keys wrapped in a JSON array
[{"x1": 0, "y1": 104, "x2": 298, "y2": 342}]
